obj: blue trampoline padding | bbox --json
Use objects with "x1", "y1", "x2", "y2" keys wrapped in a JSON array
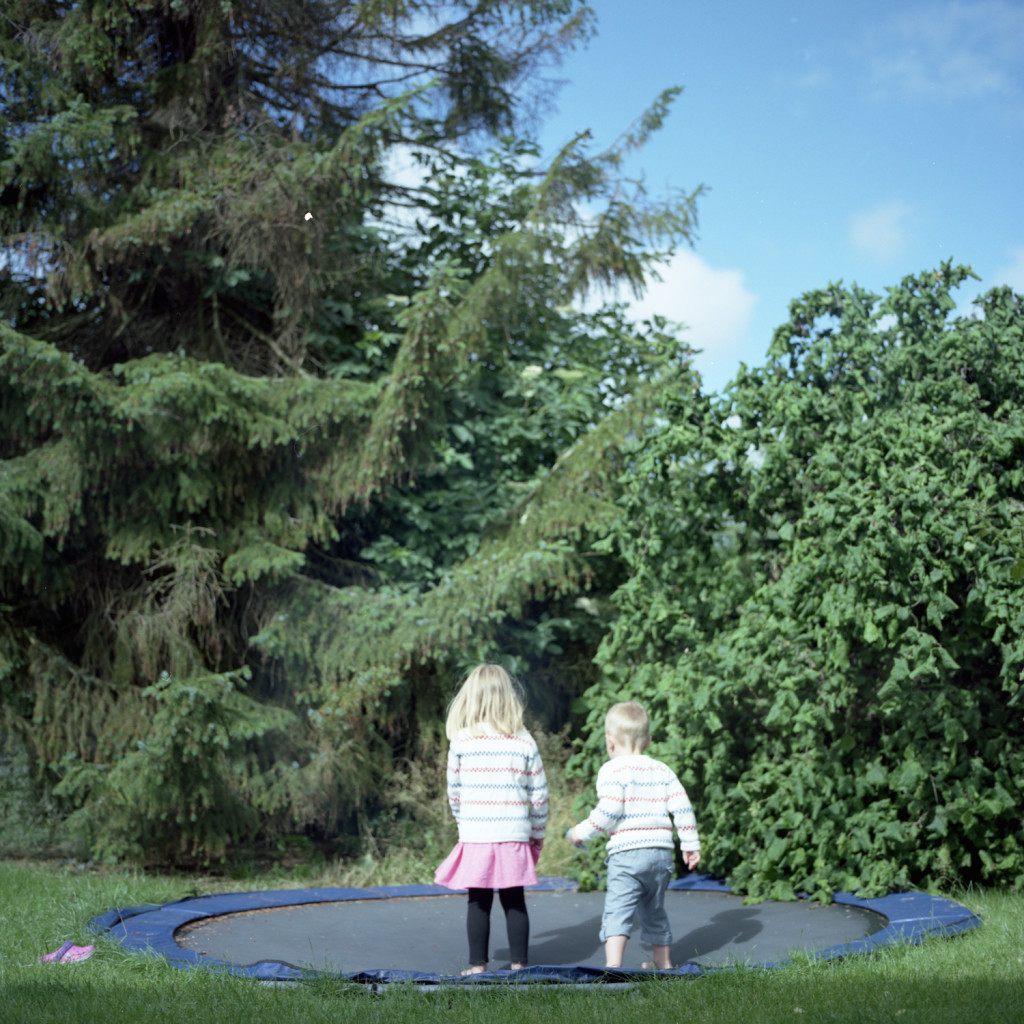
[
  {"x1": 88, "y1": 875, "x2": 981, "y2": 985},
  {"x1": 666, "y1": 876, "x2": 982, "y2": 964}
]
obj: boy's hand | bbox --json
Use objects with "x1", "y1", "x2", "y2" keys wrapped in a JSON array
[
  {"x1": 566, "y1": 827, "x2": 585, "y2": 849},
  {"x1": 683, "y1": 850, "x2": 701, "y2": 870}
]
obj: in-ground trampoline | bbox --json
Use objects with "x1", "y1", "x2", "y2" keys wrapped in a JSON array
[{"x1": 88, "y1": 875, "x2": 981, "y2": 985}]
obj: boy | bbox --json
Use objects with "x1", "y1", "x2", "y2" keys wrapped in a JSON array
[{"x1": 568, "y1": 701, "x2": 700, "y2": 969}]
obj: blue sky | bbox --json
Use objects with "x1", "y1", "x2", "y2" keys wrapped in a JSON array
[{"x1": 537, "y1": 0, "x2": 1024, "y2": 396}]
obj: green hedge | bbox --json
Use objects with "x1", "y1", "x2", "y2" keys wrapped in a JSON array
[{"x1": 573, "y1": 265, "x2": 1024, "y2": 900}]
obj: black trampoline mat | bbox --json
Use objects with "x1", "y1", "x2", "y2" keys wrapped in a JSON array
[{"x1": 175, "y1": 888, "x2": 886, "y2": 974}]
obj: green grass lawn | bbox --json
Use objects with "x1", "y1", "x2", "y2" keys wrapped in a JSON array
[{"x1": 1, "y1": 859, "x2": 1021, "y2": 1024}]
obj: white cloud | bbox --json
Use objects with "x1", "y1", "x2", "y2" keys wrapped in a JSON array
[
  {"x1": 866, "y1": 1, "x2": 1024, "y2": 100},
  {"x1": 849, "y1": 202, "x2": 914, "y2": 263},
  {"x1": 993, "y1": 246, "x2": 1024, "y2": 291},
  {"x1": 627, "y1": 250, "x2": 758, "y2": 383}
]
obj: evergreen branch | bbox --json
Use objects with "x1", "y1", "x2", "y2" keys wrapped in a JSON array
[{"x1": 219, "y1": 304, "x2": 314, "y2": 379}]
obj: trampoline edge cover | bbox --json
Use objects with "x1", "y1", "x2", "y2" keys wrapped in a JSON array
[{"x1": 87, "y1": 874, "x2": 982, "y2": 985}]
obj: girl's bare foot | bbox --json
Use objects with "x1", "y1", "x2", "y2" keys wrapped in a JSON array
[{"x1": 461, "y1": 964, "x2": 487, "y2": 975}]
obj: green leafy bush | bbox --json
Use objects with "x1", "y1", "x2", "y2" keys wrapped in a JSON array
[
  {"x1": 0, "y1": 733, "x2": 81, "y2": 857},
  {"x1": 574, "y1": 264, "x2": 1024, "y2": 899}
]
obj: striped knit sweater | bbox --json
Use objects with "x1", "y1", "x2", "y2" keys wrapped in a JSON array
[
  {"x1": 574, "y1": 754, "x2": 700, "y2": 856},
  {"x1": 446, "y1": 726, "x2": 549, "y2": 844}
]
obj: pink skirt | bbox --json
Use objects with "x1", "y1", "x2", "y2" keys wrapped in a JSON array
[{"x1": 434, "y1": 842, "x2": 539, "y2": 890}]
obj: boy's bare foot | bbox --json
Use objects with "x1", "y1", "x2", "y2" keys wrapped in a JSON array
[
  {"x1": 510, "y1": 962, "x2": 527, "y2": 970},
  {"x1": 641, "y1": 961, "x2": 673, "y2": 970},
  {"x1": 461, "y1": 965, "x2": 487, "y2": 975}
]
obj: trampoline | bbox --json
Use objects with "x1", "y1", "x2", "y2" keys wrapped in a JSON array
[{"x1": 88, "y1": 875, "x2": 981, "y2": 985}]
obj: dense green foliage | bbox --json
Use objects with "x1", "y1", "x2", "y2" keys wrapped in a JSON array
[
  {"x1": 1, "y1": 0, "x2": 701, "y2": 861},
  {"x1": 7, "y1": 1, "x2": 1020, "y2": 899},
  {"x1": 573, "y1": 264, "x2": 1024, "y2": 898}
]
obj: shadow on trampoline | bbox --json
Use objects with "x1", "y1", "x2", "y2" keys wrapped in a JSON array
[
  {"x1": 673, "y1": 905, "x2": 764, "y2": 963},
  {"x1": 518, "y1": 911, "x2": 604, "y2": 966}
]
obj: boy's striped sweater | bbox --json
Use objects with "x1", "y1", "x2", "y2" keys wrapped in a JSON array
[
  {"x1": 575, "y1": 754, "x2": 700, "y2": 856},
  {"x1": 446, "y1": 726, "x2": 548, "y2": 843}
]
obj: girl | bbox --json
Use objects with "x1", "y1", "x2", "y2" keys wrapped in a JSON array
[{"x1": 434, "y1": 663, "x2": 548, "y2": 974}]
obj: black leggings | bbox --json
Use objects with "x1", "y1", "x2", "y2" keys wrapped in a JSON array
[{"x1": 466, "y1": 887, "x2": 529, "y2": 967}]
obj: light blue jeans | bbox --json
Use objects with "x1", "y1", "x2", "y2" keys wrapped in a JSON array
[{"x1": 600, "y1": 847, "x2": 674, "y2": 944}]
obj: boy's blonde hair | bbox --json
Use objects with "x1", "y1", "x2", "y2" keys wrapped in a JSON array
[
  {"x1": 445, "y1": 663, "x2": 525, "y2": 740},
  {"x1": 605, "y1": 701, "x2": 650, "y2": 753}
]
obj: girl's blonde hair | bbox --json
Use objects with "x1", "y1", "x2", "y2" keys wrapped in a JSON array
[
  {"x1": 605, "y1": 701, "x2": 650, "y2": 753},
  {"x1": 445, "y1": 663, "x2": 525, "y2": 740}
]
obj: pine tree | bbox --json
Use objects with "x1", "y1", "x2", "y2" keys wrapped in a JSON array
[{"x1": 1, "y1": 1, "x2": 702, "y2": 860}]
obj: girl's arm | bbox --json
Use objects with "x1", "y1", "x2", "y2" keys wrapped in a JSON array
[
  {"x1": 527, "y1": 748, "x2": 548, "y2": 839},
  {"x1": 446, "y1": 745, "x2": 461, "y2": 820}
]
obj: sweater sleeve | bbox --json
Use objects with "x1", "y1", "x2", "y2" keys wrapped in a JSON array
[
  {"x1": 446, "y1": 743, "x2": 461, "y2": 821},
  {"x1": 667, "y1": 773, "x2": 700, "y2": 852},
  {"x1": 527, "y1": 744, "x2": 549, "y2": 839},
  {"x1": 573, "y1": 762, "x2": 624, "y2": 844}
]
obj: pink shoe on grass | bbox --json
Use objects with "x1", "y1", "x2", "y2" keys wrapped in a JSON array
[
  {"x1": 38, "y1": 941, "x2": 73, "y2": 963},
  {"x1": 63, "y1": 944, "x2": 95, "y2": 962},
  {"x1": 39, "y1": 941, "x2": 94, "y2": 963}
]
